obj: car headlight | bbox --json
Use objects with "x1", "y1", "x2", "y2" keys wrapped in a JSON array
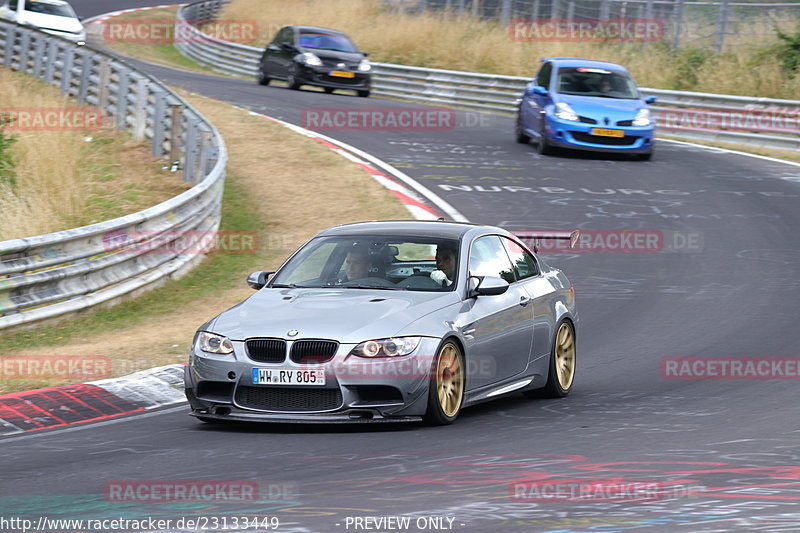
[
  {"x1": 633, "y1": 108, "x2": 651, "y2": 127},
  {"x1": 358, "y1": 59, "x2": 371, "y2": 72},
  {"x1": 350, "y1": 337, "x2": 421, "y2": 358},
  {"x1": 554, "y1": 102, "x2": 579, "y2": 122},
  {"x1": 197, "y1": 332, "x2": 234, "y2": 354},
  {"x1": 301, "y1": 52, "x2": 323, "y2": 67}
]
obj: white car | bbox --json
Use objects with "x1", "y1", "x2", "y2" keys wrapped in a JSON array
[{"x1": 0, "y1": 0, "x2": 85, "y2": 45}]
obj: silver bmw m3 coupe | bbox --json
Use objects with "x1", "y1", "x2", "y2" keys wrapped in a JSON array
[{"x1": 185, "y1": 220, "x2": 578, "y2": 425}]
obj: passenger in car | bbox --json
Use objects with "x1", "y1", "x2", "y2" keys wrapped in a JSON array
[{"x1": 431, "y1": 244, "x2": 457, "y2": 287}]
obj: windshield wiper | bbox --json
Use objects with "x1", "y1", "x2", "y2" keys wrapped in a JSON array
[{"x1": 337, "y1": 285, "x2": 407, "y2": 290}]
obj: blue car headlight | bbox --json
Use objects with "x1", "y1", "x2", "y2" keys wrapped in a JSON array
[
  {"x1": 197, "y1": 331, "x2": 234, "y2": 355},
  {"x1": 350, "y1": 337, "x2": 421, "y2": 358},
  {"x1": 633, "y1": 108, "x2": 652, "y2": 127},
  {"x1": 554, "y1": 102, "x2": 579, "y2": 122}
]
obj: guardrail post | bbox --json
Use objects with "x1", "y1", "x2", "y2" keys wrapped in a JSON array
[
  {"x1": 551, "y1": 0, "x2": 561, "y2": 20},
  {"x1": 183, "y1": 117, "x2": 199, "y2": 183},
  {"x1": 2, "y1": 26, "x2": 13, "y2": 68},
  {"x1": 60, "y1": 46, "x2": 75, "y2": 95},
  {"x1": 714, "y1": 0, "x2": 730, "y2": 53},
  {"x1": 567, "y1": 1, "x2": 575, "y2": 21},
  {"x1": 77, "y1": 49, "x2": 92, "y2": 104},
  {"x1": 599, "y1": 0, "x2": 609, "y2": 21},
  {"x1": 531, "y1": 0, "x2": 539, "y2": 19},
  {"x1": 116, "y1": 66, "x2": 131, "y2": 129},
  {"x1": 133, "y1": 76, "x2": 148, "y2": 141},
  {"x1": 98, "y1": 57, "x2": 112, "y2": 113},
  {"x1": 168, "y1": 102, "x2": 184, "y2": 165},
  {"x1": 672, "y1": 0, "x2": 685, "y2": 49},
  {"x1": 457, "y1": 0, "x2": 465, "y2": 16},
  {"x1": 18, "y1": 28, "x2": 30, "y2": 73},
  {"x1": 33, "y1": 35, "x2": 44, "y2": 76},
  {"x1": 198, "y1": 129, "x2": 214, "y2": 177},
  {"x1": 43, "y1": 39, "x2": 57, "y2": 83},
  {"x1": 499, "y1": 0, "x2": 511, "y2": 28},
  {"x1": 151, "y1": 89, "x2": 167, "y2": 156}
]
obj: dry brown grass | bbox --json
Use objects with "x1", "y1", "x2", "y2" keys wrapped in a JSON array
[
  {"x1": 0, "y1": 68, "x2": 187, "y2": 240},
  {"x1": 0, "y1": 90, "x2": 410, "y2": 393},
  {"x1": 219, "y1": 0, "x2": 800, "y2": 98}
]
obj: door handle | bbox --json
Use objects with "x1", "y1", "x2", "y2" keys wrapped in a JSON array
[{"x1": 519, "y1": 295, "x2": 531, "y2": 307}]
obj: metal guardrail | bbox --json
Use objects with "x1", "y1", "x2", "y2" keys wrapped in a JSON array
[
  {"x1": 0, "y1": 21, "x2": 228, "y2": 330},
  {"x1": 175, "y1": 0, "x2": 800, "y2": 152}
]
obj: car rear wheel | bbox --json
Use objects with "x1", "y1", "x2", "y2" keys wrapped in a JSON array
[
  {"x1": 424, "y1": 340, "x2": 465, "y2": 425},
  {"x1": 515, "y1": 115, "x2": 531, "y2": 144},
  {"x1": 357, "y1": 89, "x2": 371, "y2": 98},
  {"x1": 541, "y1": 320, "x2": 576, "y2": 397},
  {"x1": 257, "y1": 69, "x2": 270, "y2": 86}
]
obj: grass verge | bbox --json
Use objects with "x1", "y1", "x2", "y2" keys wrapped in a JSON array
[{"x1": 0, "y1": 90, "x2": 410, "y2": 394}]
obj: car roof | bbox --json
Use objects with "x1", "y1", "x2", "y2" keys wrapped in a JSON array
[
  {"x1": 289, "y1": 25, "x2": 348, "y2": 36},
  {"x1": 316, "y1": 220, "x2": 498, "y2": 240},
  {"x1": 542, "y1": 57, "x2": 629, "y2": 73}
]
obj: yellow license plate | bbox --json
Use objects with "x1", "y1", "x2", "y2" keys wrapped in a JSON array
[
  {"x1": 330, "y1": 70, "x2": 355, "y2": 78},
  {"x1": 591, "y1": 128, "x2": 624, "y2": 138}
]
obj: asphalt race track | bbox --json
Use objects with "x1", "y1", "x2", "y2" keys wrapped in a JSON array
[{"x1": 1, "y1": 2, "x2": 799, "y2": 532}]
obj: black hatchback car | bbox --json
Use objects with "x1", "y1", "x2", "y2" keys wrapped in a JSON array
[{"x1": 258, "y1": 25, "x2": 371, "y2": 97}]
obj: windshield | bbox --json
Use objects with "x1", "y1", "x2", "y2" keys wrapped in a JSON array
[
  {"x1": 556, "y1": 67, "x2": 639, "y2": 99},
  {"x1": 25, "y1": 0, "x2": 76, "y2": 17},
  {"x1": 298, "y1": 32, "x2": 358, "y2": 53},
  {"x1": 270, "y1": 235, "x2": 460, "y2": 291}
]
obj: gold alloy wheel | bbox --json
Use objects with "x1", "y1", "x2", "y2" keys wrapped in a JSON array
[
  {"x1": 554, "y1": 323, "x2": 576, "y2": 390},
  {"x1": 436, "y1": 343, "x2": 464, "y2": 418}
]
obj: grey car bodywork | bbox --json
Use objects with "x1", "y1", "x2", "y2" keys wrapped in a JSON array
[{"x1": 184, "y1": 221, "x2": 577, "y2": 423}]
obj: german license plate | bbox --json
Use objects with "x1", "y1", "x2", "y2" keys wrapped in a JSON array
[
  {"x1": 591, "y1": 128, "x2": 624, "y2": 138},
  {"x1": 329, "y1": 70, "x2": 355, "y2": 78},
  {"x1": 252, "y1": 368, "x2": 325, "y2": 386}
]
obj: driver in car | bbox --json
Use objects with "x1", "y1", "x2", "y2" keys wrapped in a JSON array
[
  {"x1": 431, "y1": 244, "x2": 457, "y2": 287},
  {"x1": 342, "y1": 245, "x2": 371, "y2": 281}
]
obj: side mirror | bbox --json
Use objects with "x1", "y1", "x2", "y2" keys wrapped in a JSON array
[
  {"x1": 644, "y1": 95, "x2": 657, "y2": 104},
  {"x1": 468, "y1": 275, "x2": 510, "y2": 298},
  {"x1": 246, "y1": 271, "x2": 275, "y2": 290},
  {"x1": 362, "y1": 51, "x2": 369, "y2": 57},
  {"x1": 533, "y1": 86, "x2": 549, "y2": 96}
]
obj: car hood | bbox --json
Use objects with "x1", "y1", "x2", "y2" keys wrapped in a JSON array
[
  {"x1": 20, "y1": 12, "x2": 83, "y2": 33},
  {"x1": 207, "y1": 288, "x2": 458, "y2": 343},
  {"x1": 555, "y1": 93, "x2": 644, "y2": 119}
]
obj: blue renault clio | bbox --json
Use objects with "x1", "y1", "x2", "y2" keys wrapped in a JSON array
[{"x1": 516, "y1": 57, "x2": 656, "y2": 160}]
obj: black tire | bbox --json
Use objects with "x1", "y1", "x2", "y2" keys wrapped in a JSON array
[
  {"x1": 323, "y1": 87, "x2": 335, "y2": 94},
  {"x1": 515, "y1": 115, "x2": 531, "y2": 144},
  {"x1": 536, "y1": 125, "x2": 554, "y2": 155},
  {"x1": 286, "y1": 68, "x2": 302, "y2": 90},
  {"x1": 636, "y1": 150, "x2": 653, "y2": 161},
  {"x1": 357, "y1": 89, "x2": 371, "y2": 98},
  {"x1": 536, "y1": 320, "x2": 576, "y2": 398},
  {"x1": 257, "y1": 69, "x2": 270, "y2": 86},
  {"x1": 423, "y1": 340, "x2": 465, "y2": 425}
]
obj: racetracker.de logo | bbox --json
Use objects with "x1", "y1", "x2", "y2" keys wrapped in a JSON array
[
  {"x1": 101, "y1": 230, "x2": 259, "y2": 255},
  {"x1": 661, "y1": 357, "x2": 800, "y2": 380},
  {"x1": 102, "y1": 19, "x2": 258, "y2": 43},
  {"x1": 104, "y1": 481, "x2": 259, "y2": 503},
  {"x1": 0, "y1": 355, "x2": 111, "y2": 380},
  {"x1": 301, "y1": 108, "x2": 457, "y2": 131},
  {"x1": 509, "y1": 478, "x2": 702, "y2": 502},
  {"x1": 0, "y1": 108, "x2": 103, "y2": 131},
  {"x1": 509, "y1": 18, "x2": 664, "y2": 42}
]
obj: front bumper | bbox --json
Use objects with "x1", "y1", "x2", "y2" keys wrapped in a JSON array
[
  {"x1": 544, "y1": 115, "x2": 654, "y2": 154},
  {"x1": 295, "y1": 64, "x2": 371, "y2": 90},
  {"x1": 184, "y1": 337, "x2": 440, "y2": 423}
]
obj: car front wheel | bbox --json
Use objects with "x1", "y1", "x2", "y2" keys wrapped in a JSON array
[
  {"x1": 286, "y1": 67, "x2": 302, "y2": 90},
  {"x1": 257, "y1": 69, "x2": 270, "y2": 86},
  {"x1": 424, "y1": 340, "x2": 465, "y2": 425},
  {"x1": 536, "y1": 124, "x2": 554, "y2": 155},
  {"x1": 515, "y1": 115, "x2": 531, "y2": 144}
]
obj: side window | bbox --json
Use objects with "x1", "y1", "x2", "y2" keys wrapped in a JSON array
[
  {"x1": 275, "y1": 27, "x2": 292, "y2": 44},
  {"x1": 501, "y1": 237, "x2": 539, "y2": 280},
  {"x1": 536, "y1": 62, "x2": 552, "y2": 90},
  {"x1": 469, "y1": 236, "x2": 516, "y2": 284},
  {"x1": 9, "y1": 0, "x2": 18, "y2": 10}
]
